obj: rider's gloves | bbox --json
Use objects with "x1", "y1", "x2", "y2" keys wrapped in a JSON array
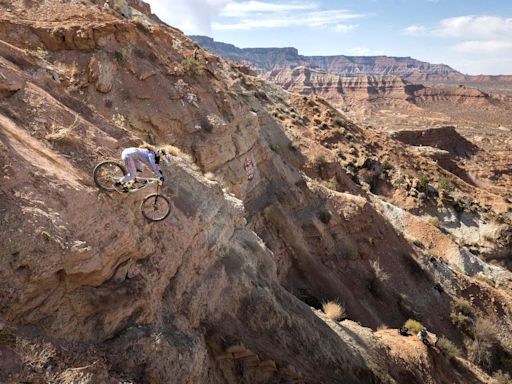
[{"x1": 160, "y1": 176, "x2": 165, "y2": 182}]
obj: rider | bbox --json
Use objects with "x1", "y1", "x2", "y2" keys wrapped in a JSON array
[{"x1": 115, "y1": 143, "x2": 170, "y2": 187}]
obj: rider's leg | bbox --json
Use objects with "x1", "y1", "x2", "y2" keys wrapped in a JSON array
[
  {"x1": 119, "y1": 156, "x2": 137, "y2": 183},
  {"x1": 134, "y1": 159, "x2": 143, "y2": 173}
]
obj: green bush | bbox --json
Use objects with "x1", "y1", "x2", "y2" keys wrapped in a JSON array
[
  {"x1": 418, "y1": 174, "x2": 430, "y2": 188},
  {"x1": 437, "y1": 337, "x2": 461, "y2": 361},
  {"x1": 181, "y1": 57, "x2": 201, "y2": 76},
  {"x1": 269, "y1": 143, "x2": 279, "y2": 151},
  {"x1": 382, "y1": 160, "x2": 393, "y2": 171},
  {"x1": 438, "y1": 177, "x2": 453, "y2": 192},
  {"x1": 314, "y1": 154, "x2": 327, "y2": 168},
  {"x1": 318, "y1": 208, "x2": 332, "y2": 224},
  {"x1": 404, "y1": 319, "x2": 423, "y2": 334},
  {"x1": 450, "y1": 298, "x2": 475, "y2": 333}
]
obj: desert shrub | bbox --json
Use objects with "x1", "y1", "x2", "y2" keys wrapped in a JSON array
[
  {"x1": 318, "y1": 208, "x2": 332, "y2": 224},
  {"x1": 333, "y1": 117, "x2": 345, "y2": 127},
  {"x1": 450, "y1": 298, "x2": 475, "y2": 333},
  {"x1": 322, "y1": 301, "x2": 345, "y2": 321},
  {"x1": 466, "y1": 319, "x2": 512, "y2": 372},
  {"x1": 418, "y1": 174, "x2": 430, "y2": 188},
  {"x1": 320, "y1": 177, "x2": 337, "y2": 191},
  {"x1": 114, "y1": 48, "x2": 129, "y2": 63},
  {"x1": 181, "y1": 57, "x2": 201, "y2": 76},
  {"x1": 289, "y1": 141, "x2": 300, "y2": 151},
  {"x1": 437, "y1": 337, "x2": 461, "y2": 361},
  {"x1": 34, "y1": 46, "x2": 48, "y2": 58},
  {"x1": 428, "y1": 217, "x2": 440, "y2": 228},
  {"x1": 269, "y1": 143, "x2": 279, "y2": 151},
  {"x1": 382, "y1": 160, "x2": 393, "y2": 171},
  {"x1": 438, "y1": 177, "x2": 454, "y2": 192},
  {"x1": 370, "y1": 259, "x2": 390, "y2": 282},
  {"x1": 15, "y1": 338, "x2": 56, "y2": 372},
  {"x1": 404, "y1": 319, "x2": 423, "y2": 334},
  {"x1": 474, "y1": 272, "x2": 495, "y2": 287},
  {"x1": 314, "y1": 154, "x2": 327, "y2": 168}
]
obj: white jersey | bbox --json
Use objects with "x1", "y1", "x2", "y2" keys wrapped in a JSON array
[{"x1": 121, "y1": 147, "x2": 162, "y2": 176}]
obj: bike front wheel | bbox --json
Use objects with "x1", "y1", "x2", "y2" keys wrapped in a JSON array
[
  {"x1": 140, "y1": 193, "x2": 171, "y2": 222},
  {"x1": 93, "y1": 160, "x2": 126, "y2": 192}
]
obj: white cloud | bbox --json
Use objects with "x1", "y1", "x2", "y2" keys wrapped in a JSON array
[
  {"x1": 402, "y1": 15, "x2": 512, "y2": 73},
  {"x1": 404, "y1": 16, "x2": 512, "y2": 40},
  {"x1": 221, "y1": 1, "x2": 317, "y2": 17},
  {"x1": 334, "y1": 24, "x2": 357, "y2": 33},
  {"x1": 145, "y1": 0, "x2": 229, "y2": 34},
  {"x1": 214, "y1": 8, "x2": 364, "y2": 31},
  {"x1": 348, "y1": 47, "x2": 385, "y2": 56},
  {"x1": 403, "y1": 24, "x2": 426, "y2": 35},
  {"x1": 452, "y1": 40, "x2": 512, "y2": 55},
  {"x1": 437, "y1": 16, "x2": 512, "y2": 40},
  {"x1": 146, "y1": 0, "x2": 364, "y2": 33}
]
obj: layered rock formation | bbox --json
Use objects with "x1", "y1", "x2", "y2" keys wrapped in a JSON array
[
  {"x1": 191, "y1": 36, "x2": 512, "y2": 84},
  {"x1": 0, "y1": 1, "x2": 511, "y2": 384},
  {"x1": 264, "y1": 67, "x2": 494, "y2": 108}
]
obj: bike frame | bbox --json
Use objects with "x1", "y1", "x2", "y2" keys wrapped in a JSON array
[{"x1": 126, "y1": 177, "x2": 163, "y2": 193}]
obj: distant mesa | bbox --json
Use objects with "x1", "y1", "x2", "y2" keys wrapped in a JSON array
[{"x1": 190, "y1": 35, "x2": 512, "y2": 84}]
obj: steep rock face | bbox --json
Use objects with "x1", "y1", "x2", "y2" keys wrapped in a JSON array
[{"x1": 0, "y1": 2, "x2": 510, "y2": 384}]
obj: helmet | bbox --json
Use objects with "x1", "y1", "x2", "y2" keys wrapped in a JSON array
[{"x1": 156, "y1": 149, "x2": 170, "y2": 165}]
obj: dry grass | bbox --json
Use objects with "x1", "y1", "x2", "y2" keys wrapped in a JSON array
[
  {"x1": 161, "y1": 144, "x2": 181, "y2": 157},
  {"x1": 370, "y1": 259, "x2": 390, "y2": 282},
  {"x1": 45, "y1": 124, "x2": 80, "y2": 146},
  {"x1": 404, "y1": 319, "x2": 423, "y2": 334},
  {"x1": 15, "y1": 337, "x2": 56, "y2": 372},
  {"x1": 322, "y1": 301, "x2": 345, "y2": 321}
]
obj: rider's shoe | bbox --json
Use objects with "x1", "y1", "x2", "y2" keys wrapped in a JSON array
[{"x1": 114, "y1": 181, "x2": 131, "y2": 193}]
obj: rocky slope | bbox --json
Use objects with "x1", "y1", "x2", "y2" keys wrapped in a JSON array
[{"x1": 0, "y1": 1, "x2": 511, "y2": 383}]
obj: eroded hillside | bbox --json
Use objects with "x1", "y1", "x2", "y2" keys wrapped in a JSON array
[{"x1": 0, "y1": 1, "x2": 511, "y2": 384}]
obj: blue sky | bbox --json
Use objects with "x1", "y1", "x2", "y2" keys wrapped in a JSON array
[{"x1": 145, "y1": 0, "x2": 512, "y2": 75}]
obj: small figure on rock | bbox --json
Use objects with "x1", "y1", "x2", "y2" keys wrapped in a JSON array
[
  {"x1": 115, "y1": 143, "x2": 170, "y2": 191},
  {"x1": 103, "y1": 0, "x2": 110, "y2": 9},
  {"x1": 418, "y1": 327, "x2": 437, "y2": 348}
]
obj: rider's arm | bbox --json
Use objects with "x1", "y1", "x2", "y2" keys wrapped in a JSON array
[{"x1": 148, "y1": 152, "x2": 163, "y2": 179}]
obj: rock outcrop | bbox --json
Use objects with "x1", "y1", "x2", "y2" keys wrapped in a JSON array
[{"x1": 0, "y1": 1, "x2": 511, "y2": 384}]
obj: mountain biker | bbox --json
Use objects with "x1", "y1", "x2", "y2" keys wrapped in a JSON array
[{"x1": 115, "y1": 143, "x2": 170, "y2": 187}]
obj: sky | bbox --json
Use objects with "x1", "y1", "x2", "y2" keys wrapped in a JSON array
[{"x1": 145, "y1": 0, "x2": 512, "y2": 75}]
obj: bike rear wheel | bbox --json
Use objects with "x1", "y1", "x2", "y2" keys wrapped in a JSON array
[
  {"x1": 93, "y1": 160, "x2": 126, "y2": 191},
  {"x1": 140, "y1": 193, "x2": 171, "y2": 222}
]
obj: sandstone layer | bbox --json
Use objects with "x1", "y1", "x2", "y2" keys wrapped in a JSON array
[{"x1": 0, "y1": 1, "x2": 511, "y2": 384}]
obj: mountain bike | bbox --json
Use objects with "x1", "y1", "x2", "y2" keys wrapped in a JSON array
[{"x1": 93, "y1": 160, "x2": 171, "y2": 222}]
